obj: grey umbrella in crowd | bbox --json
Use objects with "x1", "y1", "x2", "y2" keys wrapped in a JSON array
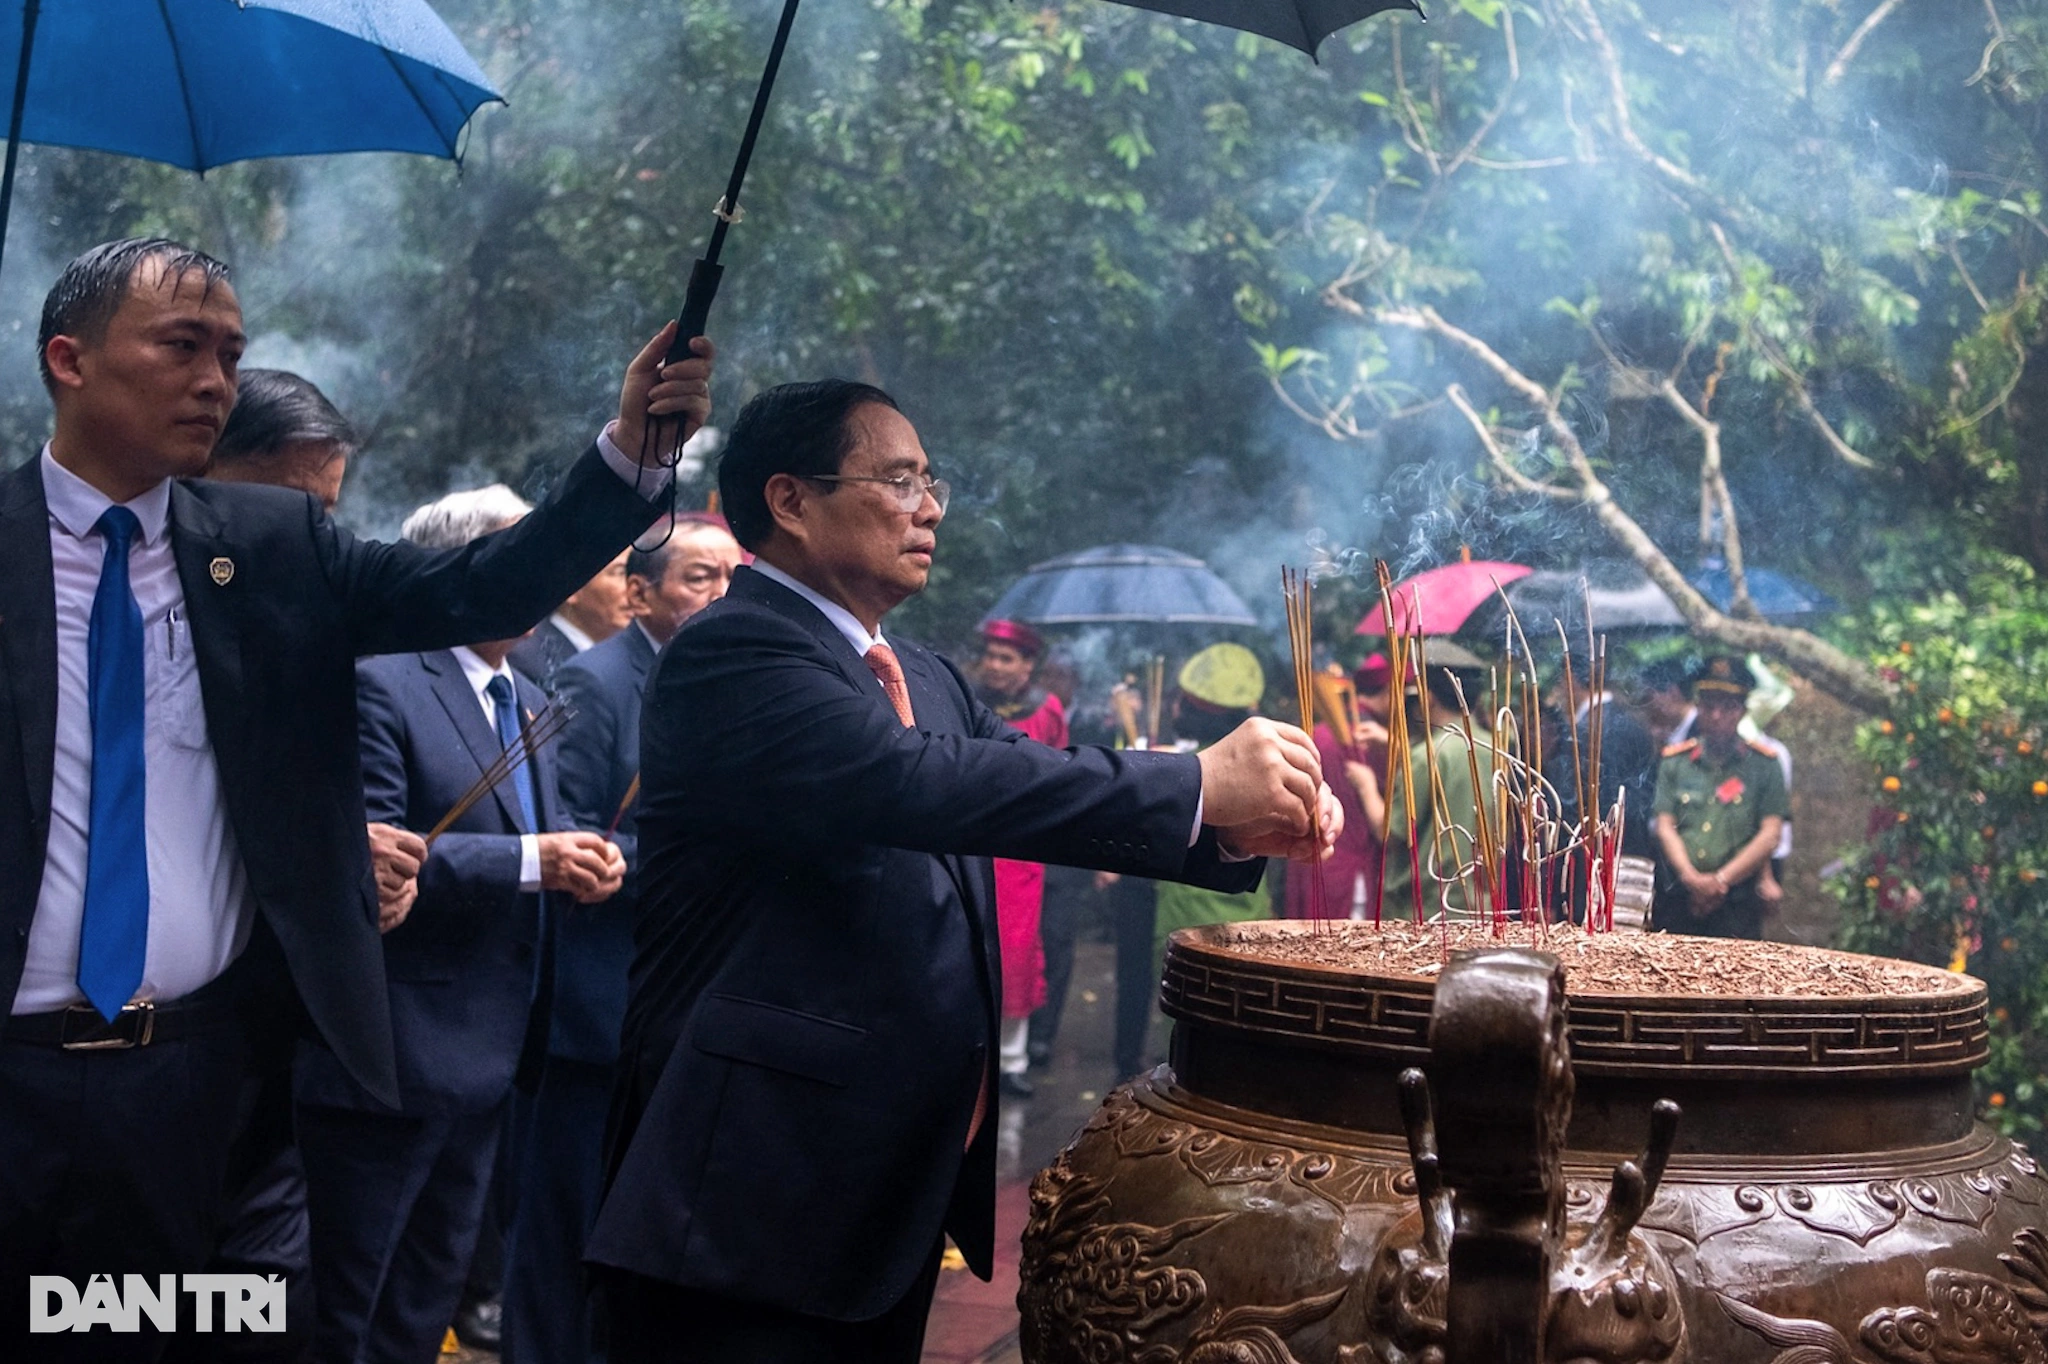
[{"x1": 983, "y1": 544, "x2": 1259, "y2": 627}]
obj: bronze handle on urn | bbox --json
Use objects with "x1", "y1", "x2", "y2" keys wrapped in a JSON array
[{"x1": 1400, "y1": 948, "x2": 1687, "y2": 1364}]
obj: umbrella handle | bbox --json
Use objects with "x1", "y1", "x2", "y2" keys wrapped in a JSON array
[{"x1": 666, "y1": 257, "x2": 723, "y2": 364}]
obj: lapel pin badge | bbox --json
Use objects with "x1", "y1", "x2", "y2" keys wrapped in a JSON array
[{"x1": 209, "y1": 556, "x2": 235, "y2": 586}]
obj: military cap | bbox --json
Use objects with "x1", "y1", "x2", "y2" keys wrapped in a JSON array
[{"x1": 1690, "y1": 654, "x2": 1755, "y2": 700}]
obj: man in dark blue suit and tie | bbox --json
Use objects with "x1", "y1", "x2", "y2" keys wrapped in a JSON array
[
  {"x1": 0, "y1": 237, "x2": 714, "y2": 1359},
  {"x1": 295, "y1": 484, "x2": 633, "y2": 1364},
  {"x1": 588, "y1": 380, "x2": 1341, "y2": 1362},
  {"x1": 502, "y1": 511, "x2": 741, "y2": 1364}
]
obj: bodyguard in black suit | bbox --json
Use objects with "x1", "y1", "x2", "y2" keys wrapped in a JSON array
[
  {"x1": 502, "y1": 515, "x2": 741, "y2": 1364},
  {"x1": 587, "y1": 381, "x2": 1339, "y2": 1362},
  {"x1": 0, "y1": 238, "x2": 714, "y2": 1357}
]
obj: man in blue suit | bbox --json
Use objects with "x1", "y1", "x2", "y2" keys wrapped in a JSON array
[
  {"x1": 502, "y1": 511, "x2": 740, "y2": 1364},
  {"x1": 588, "y1": 380, "x2": 1340, "y2": 1362},
  {"x1": 294, "y1": 485, "x2": 630, "y2": 1364}
]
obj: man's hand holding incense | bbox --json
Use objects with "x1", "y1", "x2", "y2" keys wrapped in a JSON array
[
  {"x1": 1196, "y1": 718, "x2": 1343, "y2": 859},
  {"x1": 615, "y1": 322, "x2": 715, "y2": 464},
  {"x1": 369, "y1": 822, "x2": 426, "y2": 933},
  {"x1": 540, "y1": 831, "x2": 627, "y2": 904}
]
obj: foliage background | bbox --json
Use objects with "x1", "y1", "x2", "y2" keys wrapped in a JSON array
[{"x1": 5, "y1": 1, "x2": 2048, "y2": 1120}]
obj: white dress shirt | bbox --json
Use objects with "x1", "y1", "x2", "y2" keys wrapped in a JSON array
[
  {"x1": 449, "y1": 646, "x2": 545, "y2": 890},
  {"x1": 547, "y1": 612, "x2": 596, "y2": 654},
  {"x1": 16, "y1": 432, "x2": 664, "y2": 1014}
]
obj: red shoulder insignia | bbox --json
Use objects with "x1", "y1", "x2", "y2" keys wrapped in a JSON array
[{"x1": 1662, "y1": 739, "x2": 1699, "y2": 759}]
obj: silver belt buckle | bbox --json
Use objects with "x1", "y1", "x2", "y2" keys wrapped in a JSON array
[{"x1": 61, "y1": 1000, "x2": 155, "y2": 1050}]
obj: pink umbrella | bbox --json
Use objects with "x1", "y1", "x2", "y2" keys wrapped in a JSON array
[{"x1": 1355, "y1": 561, "x2": 1534, "y2": 636}]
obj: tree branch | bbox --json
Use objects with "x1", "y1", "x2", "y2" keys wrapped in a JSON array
[
  {"x1": 1824, "y1": 0, "x2": 1909, "y2": 87},
  {"x1": 1444, "y1": 384, "x2": 1577, "y2": 500},
  {"x1": 1707, "y1": 220, "x2": 1880, "y2": 470},
  {"x1": 1659, "y1": 376, "x2": 1758, "y2": 619},
  {"x1": 1375, "y1": 305, "x2": 1891, "y2": 711}
]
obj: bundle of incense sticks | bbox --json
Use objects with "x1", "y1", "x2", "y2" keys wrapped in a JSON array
[
  {"x1": 424, "y1": 700, "x2": 576, "y2": 845},
  {"x1": 1372, "y1": 560, "x2": 1425, "y2": 930},
  {"x1": 1281, "y1": 567, "x2": 1328, "y2": 930},
  {"x1": 607, "y1": 773, "x2": 642, "y2": 838}
]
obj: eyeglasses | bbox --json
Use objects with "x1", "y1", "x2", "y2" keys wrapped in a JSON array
[{"x1": 804, "y1": 472, "x2": 950, "y2": 514}]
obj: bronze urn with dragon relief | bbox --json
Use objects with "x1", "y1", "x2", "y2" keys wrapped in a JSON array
[{"x1": 1017, "y1": 922, "x2": 2048, "y2": 1364}]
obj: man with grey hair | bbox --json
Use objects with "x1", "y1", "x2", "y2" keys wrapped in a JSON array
[
  {"x1": 0, "y1": 234, "x2": 710, "y2": 1354},
  {"x1": 295, "y1": 483, "x2": 628, "y2": 1364}
]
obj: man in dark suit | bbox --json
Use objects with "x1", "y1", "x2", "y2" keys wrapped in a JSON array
[
  {"x1": 296, "y1": 484, "x2": 628, "y2": 1364},
  {"x1": 509, "y1": 548, "x2": 634, "y2": 695},
  {"x1": 0, "y1": 237, "x2": 712, "y2": 1357},
  {"x1": 586, "y1": 380, "x2": 1338, "y2": 1363},
  {"x1": 502, "y1": 512, "x2": 741, "y2": 1364}
]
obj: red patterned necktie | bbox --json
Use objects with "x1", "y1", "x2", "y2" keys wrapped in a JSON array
[
  {"x1": 863, "y1": 644, "x2": 916, "y2": 728},
  {"x1": 865, "y1": 642, "x2": 989, "y2": 1145}
]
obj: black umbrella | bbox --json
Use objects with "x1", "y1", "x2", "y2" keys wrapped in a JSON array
[
  {"x1": 655, "y1": 0, "x2": 1423, "y2": 373},
  {"x1": 1460, "y1": 563, "x2": 1686, "y2": 647},
  {"x1": 984, "y1": 544, "x2": 1258, "y2": 626}
]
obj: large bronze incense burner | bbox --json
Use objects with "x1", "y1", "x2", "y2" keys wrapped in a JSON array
[{"x1": 1018, "y1": 922, "x2": 2048, "y2": 1364}]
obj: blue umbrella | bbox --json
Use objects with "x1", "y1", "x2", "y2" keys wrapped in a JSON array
[
  {"x1": 1690, "y1": 565, "x2": 1837, "y2": 620},
  {"x1": 984, "y1": 544, "x2": 1259, "y2": 627},
  {"x1": 0, "y1": 0, "x2": 501, "y2": 270}
]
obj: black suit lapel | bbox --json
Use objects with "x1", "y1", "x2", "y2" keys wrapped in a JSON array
[
  {"x1": 0, "y1": 459, "x2": 56, "y2": 833},
  {"x1": 169, "y1": 483, "x2": 248, "y2": 758},
  {"x1": 729, "y1": 567, "x2": 895, "y2": 719},
  {"x1": 518, "y1": 672, "x2": 557, "y2": 834},
  {"x1": 422, "y1": 650, "x2": 528, "y2": 833}
]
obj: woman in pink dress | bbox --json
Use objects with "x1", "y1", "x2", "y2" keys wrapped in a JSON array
[
  {"x1": 976, "y1": 619, "x2": 1068, "y2": 1098},
  {"x1": 1285, "y1": 654, "x2": 1392, "y2": 919}
]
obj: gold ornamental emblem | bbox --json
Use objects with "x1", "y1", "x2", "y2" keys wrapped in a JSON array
[{"x1": 209, "y1": 556, "x2": 235, "y2": 586}]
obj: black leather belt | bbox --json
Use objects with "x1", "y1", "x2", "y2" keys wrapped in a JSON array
[{"x1": 5, "y1": 992, "x2": 240, "y2": 1050}]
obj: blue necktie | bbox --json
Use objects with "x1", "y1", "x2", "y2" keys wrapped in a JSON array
[
  {"x1": 485, "y1": 674, "x2": 538, "y2": 832},
  {"x1": 78, "y1": 506, "x2": 149, "y2": 1020}
]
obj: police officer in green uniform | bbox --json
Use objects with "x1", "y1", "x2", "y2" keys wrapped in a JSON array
[{"x1": 1651, "y1": 655, "x2": 1790, "y2": 939}]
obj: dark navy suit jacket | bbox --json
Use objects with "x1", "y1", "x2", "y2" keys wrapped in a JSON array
[
  {"x1": 510, "y1": 618, "x2": 580, "y2": 696},
  {"x1": 294, "y1": 651, "x2": 564, "y2": 1116},
  {"x1": 547, "y1": 623, "x2": 655, "y2": 1066},
  {"x1": 0, "y1": 448, "x2": 659, "y2": 1107},
  {"x1": 585, "y1": 566, "x2": 1260, "y2": 1320}
]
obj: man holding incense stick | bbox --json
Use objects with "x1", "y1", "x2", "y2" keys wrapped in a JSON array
[
  {"x1": 588, "y1": 379, "x2": 1340, "y2": 1363},
  {"x1": 0, "y1": 236, "x2": 711, "y2": 1353}
]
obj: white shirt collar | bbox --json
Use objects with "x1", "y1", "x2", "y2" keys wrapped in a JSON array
[
  {"x1": 450, "y1": 646, "x2": 519, "y2": 715},
  {"x1": 40, "y1": 445, "x2": 172, "y2": 546},
  {"x1": 750, "y1": 558, "x2": 887, "y2": 656},
  {"x1": 548, "y1": 612, "x2": 596, "y2": 653}
]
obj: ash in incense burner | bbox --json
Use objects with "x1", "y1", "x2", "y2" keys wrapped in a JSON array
[{"x1": 1018, "y1": 922, "x2": 2045, "y2": 1364}]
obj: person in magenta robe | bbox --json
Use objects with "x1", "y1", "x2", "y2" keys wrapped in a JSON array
[
  {"x1": 976, "y1": 618, "x2": 1068, "y2": 1098},
  {"x1": 1285, "y1": 653, "x2": 1393, "y2": 920}
]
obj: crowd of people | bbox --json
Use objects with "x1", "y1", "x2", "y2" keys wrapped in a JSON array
[
  {"x1": 3, "y1": 238, "x2": 1340, "y2": 1364},
  {"x1": 989, "y1": 634, "x2": 1804, "y2": 1086}
]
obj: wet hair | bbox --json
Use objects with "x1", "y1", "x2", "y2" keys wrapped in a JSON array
[
  {"x1": 211, "y1": 369, "x2": 356, "y2": 468},
  {"x1": 38, "y1": 238, "x2": 232, "y2": 392},
  {"x1": 399, "y1": 485, "x2": 532, "y2": 550},
  {"x1": 628, "y1": 511, "x2": 732, "y2": 582},
  {"x1": 717, "y1": 379, "x2": 901, "y2": 551}
]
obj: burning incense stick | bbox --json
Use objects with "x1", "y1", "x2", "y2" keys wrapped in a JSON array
[
  {"x1": 606, "y1": 773, "x2": 641, "y2": 838},
  {"x1": 424, "y1": 700, "x2": 576, "y2": 845},
  {"x1": 1282, "y1": 567, "x2": 1328, "y2": 927},
  {"x1": 1145, "y1": 655, "x2": 1165, "y2": 750}
]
